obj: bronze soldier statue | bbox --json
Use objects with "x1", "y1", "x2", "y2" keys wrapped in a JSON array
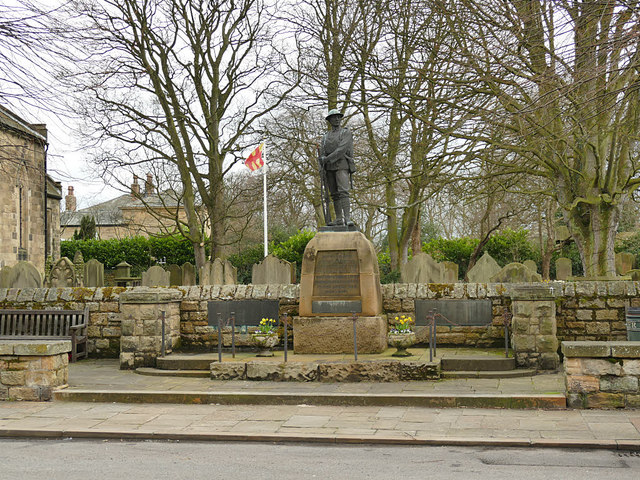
[{"x1": 318, "y1": 109, "x2": 355, "y2": 227}]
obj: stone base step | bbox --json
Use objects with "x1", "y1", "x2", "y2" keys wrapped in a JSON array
[
  {"x1": 441, "y1": 369, "x2": 536, "y2": 379},
  {"x1": 156, "y1": 354, "x2": 218, "y2": 371},
  {"x1": 440, "y1": 357, "x2": 515, "y2": 372},
  {"x1": 53, "y1": 389, "x2": 566, "y2": 409},
  {"x1": 136, "y1": 368, "x2": 210, "y2": 378}
]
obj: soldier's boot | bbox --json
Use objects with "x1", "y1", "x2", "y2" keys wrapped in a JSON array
[
  {"x1": 343, "y1": 198, "x2": 354, "y2": 227},
  {"x1": 327, "y1": 197, "x2": 344, "y2": 226}
]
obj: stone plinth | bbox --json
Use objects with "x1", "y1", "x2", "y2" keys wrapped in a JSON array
[
  {"x1": 119, "y1": 287, "x2": 182, "y2": 369},
  {"x1": 510, "y1": 285, "x2": 559, "y2": 370},
  {"x1": 563, "y1": 341, "x2": 640, "y2": 408},
  {"x1": 297, "y1": 231, "x2": 384, "y2": 353},
  {"x1": 0, "y1": 340, "x2": 70, "y2": 401},
  {"x1": 299, "y1": 231, "x2": 382, "y2": 317},
  {"x1": 293, "y1": 315, "x2": 387, "y2": 354}
]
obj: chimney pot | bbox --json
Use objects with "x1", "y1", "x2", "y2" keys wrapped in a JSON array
[
  {"x1": 65, "y1": 185, "x2": 76, "y2": 212},
  {"x1": 145, "y1": 173, "x2": 154, "y2": 195}
]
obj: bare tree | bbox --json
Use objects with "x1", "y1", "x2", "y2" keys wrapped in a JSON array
[
  {"x1": 439, "y1": 0, "x2": 640, "y2": 276},
  {"x1": 62, "y1": 0, "x2": 299, "y2": 269}
]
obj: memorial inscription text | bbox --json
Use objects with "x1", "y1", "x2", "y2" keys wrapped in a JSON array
[{"x1": 313, "y1": 250, "x2": 360, "y2": 297}]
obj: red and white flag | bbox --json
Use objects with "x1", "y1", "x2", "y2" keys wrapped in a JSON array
[{"x1": 244, "y1": 143, "x2": 265, "y2": 171}]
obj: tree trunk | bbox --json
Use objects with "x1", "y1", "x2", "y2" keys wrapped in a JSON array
[{"x1": 565, "y1": 201, "x2": 620, "y2": 277}]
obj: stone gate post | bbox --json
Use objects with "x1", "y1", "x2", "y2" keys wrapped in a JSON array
[
  {"x1": 119, "y1": 287, "x2": 182, "y2": 369},
  {"x1": 510, "y1": 285, "x2": 559, "y2": 370}
]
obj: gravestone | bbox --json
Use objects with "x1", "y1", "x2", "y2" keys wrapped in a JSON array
[
  {"x1": 400, "y1": 252, "x2": 443, "y2": 283},
  {"x1": 10, "y1": 262, "x2": 42, "y2": 288},
  {"x1": 212, "y1": 258, "x2": 225, "y2": 284},
  {"x1": 198, "y1": 258, "x2": 236, "y2": 285},
  {"x1": 442, "y1": 261, "x2": 459, "y2": 283},
  {"x1": 223, "y1": 260, "x2": 237, "y2": 285},
  {"x1": 615, "y1": 252, "x2": 635, "y2": 275},
  {"x1": 48, "y1": 257, "x2": 77, "y2": 287},
  {"x1": 523, "y1": 260, "x2": 538, "y2": 273},
  {"x1": 296, "y1": 231, "x2": 386, "y2": 354},
  {"x1": 182, "y1": 262, "x2": 196, "y2": 286},
  {"x1": 555, "y1": 225, "x2": 570, "y2": 241},
  {"x1": 555, "y1": 257, "x2": 572, "y2": 281},
  {"x1": 490, "y1": 262, "x2": 542, "y2": 283},
  {"x1": 73, "y1": 251, "x2": 84, "y2": 286},
  {"x1": 252, "y1": 255, "x2": 295, "y2": 284},
  {"x1": 466, "y1": 252, "x2": 501, "y2": 283},
  {"x1": 0, "y1": 266, "x2": 13, "y2": 288},
  {"x1": 168, "y1": 264, "x2": 182, "y2": 286},
  {"x1": 628, "y1": 269, "x2": 640, "y2": 281},
  {"x1": 141, "y1": 265, "x2": 170, "y2": 287},
  {"x1": 84, "y1": 258, "x2": 105, "y2": 287}
]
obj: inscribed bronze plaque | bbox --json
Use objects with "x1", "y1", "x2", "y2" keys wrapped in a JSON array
[{"x1": 312, "y1": 250, "x2": 360, "y2": 297}]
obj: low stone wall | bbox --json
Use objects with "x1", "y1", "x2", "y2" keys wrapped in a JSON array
[
  {"x1": 0, "y1": 340, "x2": 70, "y2": 401},
  {"x1": 0, "y1": 281, "x2": 638, "y2": 358},
  {"x1": 563, "y1": 341, "x2": 640, "y2": 408},
  {"x1": 210, "y1": 359, "x2": 440, "y2": 382}
]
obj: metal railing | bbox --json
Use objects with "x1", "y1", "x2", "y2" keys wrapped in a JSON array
[{"x1": 424, "y1": 308, "x2": 512, "y2": 362}]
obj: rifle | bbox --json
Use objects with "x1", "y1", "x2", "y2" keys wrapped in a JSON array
[{"x1": 317, "y1": 145, "x2": 332, "y2": 225}]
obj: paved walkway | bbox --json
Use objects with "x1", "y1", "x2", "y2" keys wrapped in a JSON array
[
  {"x1": 1, "y1": 400, "x2": 639, "y2": 449},
  {"x1": 0, "y1": 359, "x2": 638, "y2": 448},
  {"x1": 65, "y1": 359, "x2": 564, "y2": 396}
]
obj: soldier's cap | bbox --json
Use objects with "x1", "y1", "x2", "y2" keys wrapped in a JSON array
[{"x1": 325, "y1": 109, "x2": 343, "y2": 120}]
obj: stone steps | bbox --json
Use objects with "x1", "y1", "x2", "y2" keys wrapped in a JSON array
[
  {"x1": 53, "y1": 389, "x2": 567, "y2": 409},
  {"x1": 441, "y1": 369, "x2": 536, "y2": 379},
  {"x1": 137, "y1": 367, "x2": 210, "y2": 378},
  {"x1": 156, "y1": 354, "x2": 217, "y2": 371},
  {"x1": 440, "y1": 356, "x2": 516, "y2": 372}
]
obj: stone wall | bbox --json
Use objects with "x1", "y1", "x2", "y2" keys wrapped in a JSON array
[
  {"x1": 0, "y1": 281, "x2": 638, "y2": 358},
  {"x1": 563, "y1": 341, "x2": 640, "y2": 408},
  {"x1": 0, "y1": 340, "x2": 70, "y2": 401}
]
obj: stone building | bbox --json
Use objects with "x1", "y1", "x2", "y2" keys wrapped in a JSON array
[
  {"x1": 0, "y1": 104, "x2": 61, "y2": 274},
  {"x1": 61, "y1": 174, "x2": 197, "y2": 240}
]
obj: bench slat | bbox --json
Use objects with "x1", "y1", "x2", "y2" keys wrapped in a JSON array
[{"x1": 0, "y1": 307, "x2": 89, "y2": 362}]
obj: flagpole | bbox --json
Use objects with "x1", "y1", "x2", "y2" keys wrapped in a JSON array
[{"x1": 263, "y1": 144, "x2": 268, "y2": 258}]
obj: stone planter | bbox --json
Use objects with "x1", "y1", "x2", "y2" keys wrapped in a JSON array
[
  {"x1": 251, "y1": 333, "x2": 279, "y2": 357},
  {"x1": 388, "y1": 332, "x2": 416, "y2": 357}
]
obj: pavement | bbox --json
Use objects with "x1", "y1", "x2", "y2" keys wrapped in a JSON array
[{"x1": 0, "y1": 358, "x2": 639, "y2": 449}]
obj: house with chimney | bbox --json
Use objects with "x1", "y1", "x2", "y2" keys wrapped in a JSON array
[
  {"x1": 0, "y1": 104, "x2": 62, "y2": 273},
  {"x1": 60, "y1": 174, "x2": 194, "y2": 240}
]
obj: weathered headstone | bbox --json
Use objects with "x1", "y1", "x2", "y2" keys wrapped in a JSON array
[
  {"x1": 48, "y1": 257, "x2": 77, "y2": 287},
  {"x1": 628, "y1": 269, "x2": 640, "y2": 281},
  {"x1": 252, "y1": 255, "x2": 295, "y2": 284},
  {"x1": 182, "y1": 262, "x2": 196, "y2": 286},
  {"x1": 555, "y1": 257, "x2": 572, "y2": 281},
  {"x1": 212, "y1": 258, "x2": 225, "y2": 284},
  {"x1": 467, "y1": 252, "x2": 501, "y2": 283},
  {"x1": 555, "y1": 225, "x2": 570, "y2": 241},
  {"x1": 10, "y1": 262, "x2": 42, "y2": 288},
  {"x1": 223, "y1": 260, "x2": 237, "y2": 285},
  {"x1": 73, "y1": 251, "x2": 84, "y2": 286},
  {"x1": 141, "y1": 265, "x2": 170, "y2": 287},
  {"x1": 400, "y1": 252, "x2": 443, "y2": 283},
  {"x1": 84, "y1": 258, "x2": 105, "y2": 287},
  {"x1": 441, "y1": 261, "x2": 459, "y2": 283},
  {"x1": 615, "y1": 252, "x2": 635, "y2": 275},
  {"x1": 523, "y1": 260, "x2": 538, "y2": 273},
  {"x1": 490, "y1": 262, "x2": 542, "y2": 283},
  {"x1": 0, "y1": 266, "x2": 13, "y2": 288},
  {"x1": 168, "y1": 264, "x2": 182, "y2": 286},
  {"x1": 199, "y1": 259, "x2": 236, "y2": 285}
]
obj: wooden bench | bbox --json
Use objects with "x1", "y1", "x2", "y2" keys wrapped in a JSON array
[{"x1": 0, "y1": 306, "x2": 89, "y2": 362}]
